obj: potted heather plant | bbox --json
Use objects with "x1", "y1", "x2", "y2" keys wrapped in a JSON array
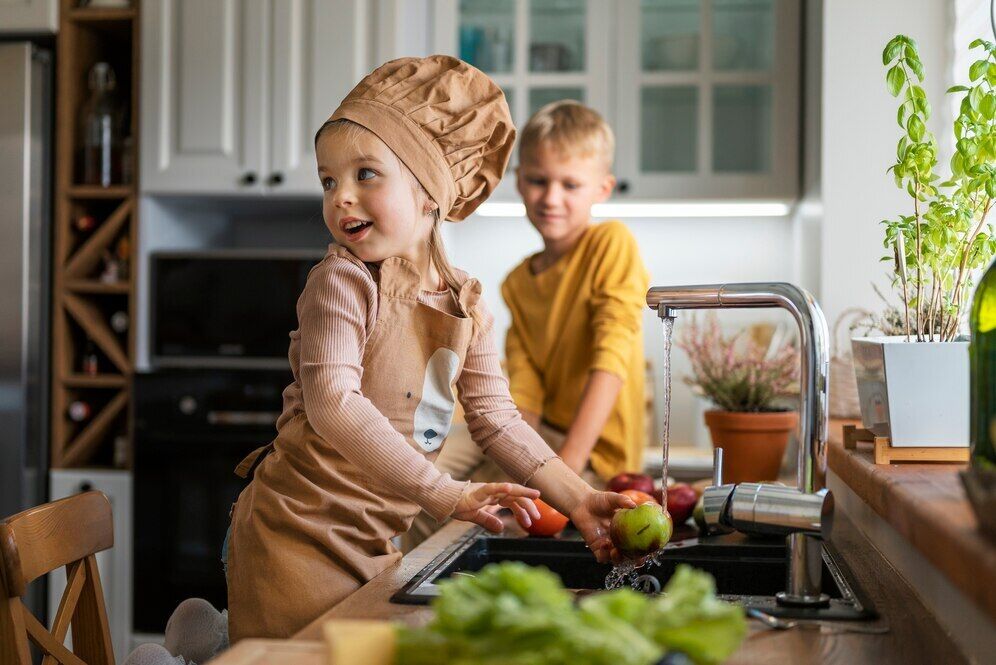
[
  {"x1": 677, "y1": 314, "x2": 798, "y2": 484},
  {"x1": 851, "y1": 35, "x2": 996, "y2": 447}
]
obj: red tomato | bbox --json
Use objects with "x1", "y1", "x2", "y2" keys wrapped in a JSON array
[
  {"x1": 517, "y1": 498, "x2": 569, "y2": 537},
  {"x1": 620, "y1": 489, "x2": 658, "y2": 505}
]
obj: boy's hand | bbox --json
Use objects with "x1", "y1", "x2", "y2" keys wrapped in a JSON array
[
  {"x1": 568, "y1": 490, "x2": 637, "y2": 563},
  {"x1": 452, "y1": 482, "x2": 541, "y2": 533}
]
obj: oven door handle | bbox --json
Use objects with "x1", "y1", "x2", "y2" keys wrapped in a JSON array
[{"x1": 206, "y1": 410, "x2": 280, "y2": 426}]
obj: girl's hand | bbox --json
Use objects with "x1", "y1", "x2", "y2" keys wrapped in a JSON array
[
  {"x1": 568, "y1": 490, "x2": 637, "y2": 564},
  {"x1": 452, "y1": 482, "x2": 542, "y2": 533}
]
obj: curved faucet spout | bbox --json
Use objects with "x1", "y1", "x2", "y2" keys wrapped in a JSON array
[{"x1": 647, "y1": 282, "x2": 829, "y2": 494}]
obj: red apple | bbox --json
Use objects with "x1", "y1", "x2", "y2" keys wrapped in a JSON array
[
  {"x1": 607, "y1": 472, "x2": 655, "y2": 495},
  {"x1": 665, "y1": 483, "x2": 698, "y2": 525},
  {"x1": 620, "y1": 489, "x2": 657, "y2": 505}
]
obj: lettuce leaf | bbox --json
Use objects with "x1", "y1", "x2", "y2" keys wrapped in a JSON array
[
  {"x1": 639, "y1": 565, "x2": 748, "y2": 665},
  {"x1": 394, "y1": 562, "x2": 745, "y2": 665}
]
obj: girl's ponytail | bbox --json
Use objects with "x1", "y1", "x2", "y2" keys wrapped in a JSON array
[{"x1": 428, "y1": 218, "x2": 484, "y2": 336}]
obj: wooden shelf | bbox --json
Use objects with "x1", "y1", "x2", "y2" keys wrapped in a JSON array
[
  {"x1": 51, "y1": 0, "x2": 140, "y2": 469},
  {"x1": 60, "y1": 390, "x2": 129, "y2": 468},
  {"x1": 63, "y1": 374, "x2": 127, "y2": 389},
  {"x1": 65, "y1": 279, "x2": 131, "y2": 294},
  {"x1": 66, "y1": 185, "x2": 133, "y2": 199},
  {"x1": 828, "y1": 419, "x2": 996, "y2": 625},
  {"x1": 66, "y1": 7, "x2": 136, "y2": 22}
]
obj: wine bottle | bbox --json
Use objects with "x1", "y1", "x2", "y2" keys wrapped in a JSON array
[
  {"x1": 110, "y1": 310, "x2": 129, "y2": 333},
  {"x1": 68, "y1": 400, "x2": 92, "y2": 423},
  {"x1": 82, "y1": 339, "x2": 99, "y2": 376},
  {"x1": 969, "y1": 257, "x2": 996, "y2": 472},
  {"x1": 74, "y1": 214, "x2": 97, "y2": 233}
]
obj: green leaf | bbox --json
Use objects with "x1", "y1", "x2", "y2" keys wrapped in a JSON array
[
  {"x1": 970, "y1": 85, "x2": 984, "y2": 110},
  {"x1": 971, "y1": 59, "x2": 989, "y2": 81},
  {"x1": 983, "y1": 93, "x2": 996, "y2": 119},
  {"x1": 883, "y1": 40, "x2": 904, "y2": 64},
  {"x1": 908, "y1": 57, "x2": 925, "y2": 80},
  {"x1": 897, "y1": 102, "x2": 908, "y2": 127},
  {"x1": 907, "y1": 114, "x2": 926, "y2": 142},
  {"x1": 887, "y1": 65, "x2": 905, "y2": 96},
  {"x1": 642, "y1": 567, "x2": 748, "y2": 665},
  {"x1": 948, "y1": 84, "x2": 971, "y2": 93}
]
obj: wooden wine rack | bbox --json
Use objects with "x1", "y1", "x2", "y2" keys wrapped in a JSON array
[{"x1": 51, "y1": 0, "x2": 140, "y2": 469}]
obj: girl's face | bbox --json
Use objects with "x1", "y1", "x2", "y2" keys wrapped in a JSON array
[{"x1": 316, "y1": 125, "x2": 435, "y2": 264}]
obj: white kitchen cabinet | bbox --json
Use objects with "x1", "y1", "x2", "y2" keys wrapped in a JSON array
[
  {"x1": 0, "y1": 0, "x2": 57, "y2": 34},
  {"x1": 434, "y1": 0, "x2": 610, "y2": 199},
  {"x1": 141, "y1": 0, "x2": 368, "y2": 196},
  {"x1": 47, "y1": 469, "x2": 133, "y2": 664},
  {"x1": 433, "y1": 0, "x2": 799, "y2": 201},
  {"x1": 614, "y1": 0, "x2": 799, "y2": 199}
]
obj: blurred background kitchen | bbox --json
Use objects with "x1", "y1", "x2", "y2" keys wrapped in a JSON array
[{"x1": 1, "y1": 0, "x2": 988, "y2": 658}]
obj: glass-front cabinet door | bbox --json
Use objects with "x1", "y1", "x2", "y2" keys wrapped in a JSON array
[
  {"x1": 435, "y1": 0, "x2": 610, "y2": 189},
  {"x1": 614, "y1": 0, "x2": 799, "y2": 199}
]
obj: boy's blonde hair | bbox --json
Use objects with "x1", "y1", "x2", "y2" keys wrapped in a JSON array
[
  {"x1": 315, "y1": 119, "x2": 482, "y2": 331},
  {"x1": 518, "y1": 100, "x2": 615, "y2": 170}
]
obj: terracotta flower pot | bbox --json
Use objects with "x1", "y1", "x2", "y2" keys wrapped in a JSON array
[{"x1": 704, "y1": 410, "x2": 799, "y2": 484}]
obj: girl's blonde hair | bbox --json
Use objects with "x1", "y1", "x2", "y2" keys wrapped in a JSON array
[{"x1": 315, "y1": 119, "x2": 483, "y2": 332}]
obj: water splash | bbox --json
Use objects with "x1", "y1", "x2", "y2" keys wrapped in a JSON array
[{"x1": 605, "y1": 315, "x2": 677, "y2": 591}]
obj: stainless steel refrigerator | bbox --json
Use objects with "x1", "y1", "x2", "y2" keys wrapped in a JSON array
[{"x1": 0, "y1": 41, "x2": 52, "y2": 614}]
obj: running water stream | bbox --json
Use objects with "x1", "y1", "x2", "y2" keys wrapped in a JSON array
[{"x1": 604, "y1": 315, "x2": 676, "y2": 591}]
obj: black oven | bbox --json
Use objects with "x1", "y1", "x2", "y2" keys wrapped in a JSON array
[{"x1": 132, "y1": 368, "x2": 291, "y2": 633}]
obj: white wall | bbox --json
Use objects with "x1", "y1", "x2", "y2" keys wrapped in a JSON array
[{"x1": 821, "y1": 0, "x2": 955, "y2": 330}]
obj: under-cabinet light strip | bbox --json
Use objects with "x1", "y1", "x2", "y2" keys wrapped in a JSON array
[{"x1": 473, "y1": 201, "x2": 794, "y2": 218}]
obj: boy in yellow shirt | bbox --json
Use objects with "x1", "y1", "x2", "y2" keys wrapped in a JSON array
[{"x1": 502, "y1": 101, "x2": 649, "y2": 482}]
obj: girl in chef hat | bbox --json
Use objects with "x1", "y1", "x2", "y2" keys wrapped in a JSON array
[{"x1": 224, "y1": 55, "x2": 637, "y2": 641}]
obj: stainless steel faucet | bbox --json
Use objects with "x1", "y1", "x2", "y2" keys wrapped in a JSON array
[{"x1": 647, "y1": 283, "x2": 833, "y2": 607}]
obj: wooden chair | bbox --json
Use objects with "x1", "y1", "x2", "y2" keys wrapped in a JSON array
[{"x1": 0, "y1": 491, "x2": 115, "y2": 665}]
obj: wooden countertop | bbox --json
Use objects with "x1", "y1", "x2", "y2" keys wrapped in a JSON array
[{"x1": 827, "y1": 419, "x2": 996, "y2": 624}]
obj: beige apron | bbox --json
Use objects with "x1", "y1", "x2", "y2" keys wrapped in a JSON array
[{"x1": 226, "y1": 255, "x2": 480, "y2": 642}]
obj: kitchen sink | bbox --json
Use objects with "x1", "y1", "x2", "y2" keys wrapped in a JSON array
[{"x1": 392, "y1": 527, "x2": 877, "y2": 621}]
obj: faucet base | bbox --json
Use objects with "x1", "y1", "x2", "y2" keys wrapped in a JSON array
[{"x1": 775, "y1": 591, "x2": 831, "y2": 608}]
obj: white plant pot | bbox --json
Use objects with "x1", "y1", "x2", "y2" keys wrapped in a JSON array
[{"x1": 850, "y1": 336, "x2": 969, "y2": 447}]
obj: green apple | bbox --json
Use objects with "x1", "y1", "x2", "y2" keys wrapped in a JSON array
[
  {"x1": 692, "y1": 496, "x2": 707, "y2": 532},
  {"x1": 610, "y1": 502, "x2": 673, "y2": 557}
]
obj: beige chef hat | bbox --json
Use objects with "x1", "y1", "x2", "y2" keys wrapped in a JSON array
[{"x1": 327, "y1": 55, "x2": 515, "y2": 222}]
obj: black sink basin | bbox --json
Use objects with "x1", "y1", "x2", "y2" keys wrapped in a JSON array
[{"x1": 392, "y1": 527, "x2": 877, "y2": 621}]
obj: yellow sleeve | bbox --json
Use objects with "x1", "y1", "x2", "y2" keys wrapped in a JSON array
[
  {"x1": 588, "y1": 223, "x2": 650, "y2": 380},
  {"x1": 501, "y1": 277, "x2": 545, "y2": 414}
]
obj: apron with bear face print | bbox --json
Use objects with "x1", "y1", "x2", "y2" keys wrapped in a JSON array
[{"x1": 226, "y1": 251, "x2": 480, "y2": 642}]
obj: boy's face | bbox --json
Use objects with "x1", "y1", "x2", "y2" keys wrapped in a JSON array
[
  {"x1": 316, "y1": 125, "x2": 434, "y2": 264},
  {"x1": 516, "y1": 143, "x2": 616, "y2": 246}
]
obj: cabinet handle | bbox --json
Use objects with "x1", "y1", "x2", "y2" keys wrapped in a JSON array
[
  {"x1": 267, "y1": 172, "x2": 285, "y2": 186},
  {"x1": 616, "y1": 180, "x2": 630, "y2": 194},
  {"x1": 239, "y1": 172, "x2": 258, "y2": 186}
]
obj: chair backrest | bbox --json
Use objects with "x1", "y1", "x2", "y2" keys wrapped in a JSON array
[{"x1": 0, "y1": 491, "x2": 115, "y2": 665}]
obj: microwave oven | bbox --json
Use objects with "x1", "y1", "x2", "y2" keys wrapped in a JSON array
[{"x1": 151, "y1": 250, "x2": 323, "y2": 368}]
